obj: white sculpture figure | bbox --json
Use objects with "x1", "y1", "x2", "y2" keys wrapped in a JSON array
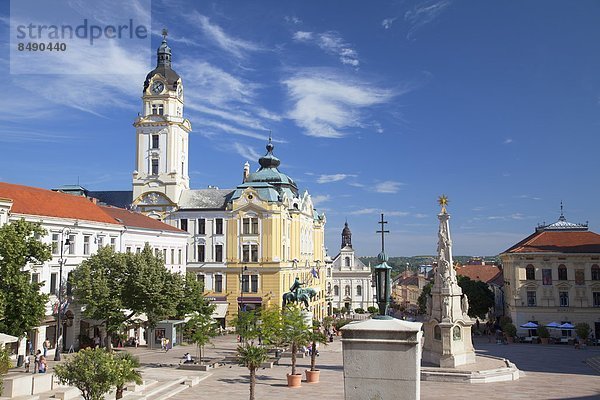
[
  {"x1": 442, "y1": 297, "x2": 450, "y2": 319},
  {"x1": 461, "y1": 295, "x2": 469, "y2": 316}
]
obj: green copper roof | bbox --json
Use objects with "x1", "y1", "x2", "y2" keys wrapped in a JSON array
[{"x1": 232, "y1": 139, "x2": 299, "y2": 202}]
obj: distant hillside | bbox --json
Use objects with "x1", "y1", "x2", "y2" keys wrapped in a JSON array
[{"x1": 358, "y1": 255, "x2": 501, "y2": 276}]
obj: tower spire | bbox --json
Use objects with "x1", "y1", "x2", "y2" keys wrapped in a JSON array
[{"x1": 157, "y1": 27, "x2": 172, "y2": 67}]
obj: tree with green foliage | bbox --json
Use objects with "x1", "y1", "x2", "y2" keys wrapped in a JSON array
[
  {"x1": 280, "y1": 306, "x2": 310, "y2": 376},
  {"x1": 576, "y1": 322, "x2": 591, "y2": 341},
  {"x1": 185, "y1": 304, "x2": 219, "y2": 364},
  {"x1": 0, "y1": 346, "x2": 12, "y2": 394},
  {"x1": 457, "y1": 276, "x2": 495, "y2": 319},
  {"x1": 54, "y1": 348, "x2": 118, "y2": 400},
  {"x1": 237, "y1": 344, "x2": 269, "y2": 400},
  {"x1": 417, "y1": 282, "x2": 432, "y2": 314},
  {"x1": 0, "y1": 220, "x2": 51, "y2": 337},
  {"x1": 113, "y1": 352, "x2": 142, "y2": 400},
  {"x1": 71, "y1": 244, "x2": 187, "y2": 350},
  {"x1": 234, "y1": 310, "x2": 261, "y2": 347}
]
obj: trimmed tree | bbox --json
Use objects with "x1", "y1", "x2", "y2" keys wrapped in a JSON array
[
  {"x1": 54, "y1": 348, "x2": 118, "y2": 400},
  {"x1": 237, "y1": 344, "x2": 269, "y2": 400},
  {"x1": 0, "y1": 346, "x2": 12, "y2": 394},
  {"x1": 0, "y1": 220, "x2": 50, "y2": 337}
]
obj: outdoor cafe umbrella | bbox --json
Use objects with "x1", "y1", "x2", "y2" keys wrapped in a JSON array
[
  {"x1": 520, "y1": 322, "x2": 539, "y2": 329},
  {"x1": 546, "y1": 321, "x2": 561, "y2": 329},
  {"x1": 558, "y1": 322, "x2": 575, "y2": 330},
  {"x1": 520, "y1": 321, "x2": 539, "y2": 337}
]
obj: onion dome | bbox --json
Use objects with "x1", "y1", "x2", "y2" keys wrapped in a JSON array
[
  {"x1": 244, "y1": 138, "x2": 299, "y2": 197},
  {"x1": 341, "y1": 221, "x2": 352, "y2": 248},
  {"x1": 143, "y1": 29, "x2": 181, "y2": 92}
]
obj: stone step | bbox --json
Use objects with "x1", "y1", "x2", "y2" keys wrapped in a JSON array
[{"x1": 137, "y1": 377, "x2": 187, "y2": 400}]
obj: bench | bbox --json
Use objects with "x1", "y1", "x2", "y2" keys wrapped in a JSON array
[{"x1": 178, "y1": 363, "x2": 211, "y2": 371}]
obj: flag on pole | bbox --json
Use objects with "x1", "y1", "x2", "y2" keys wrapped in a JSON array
[{"x1": 311, "y1": 267, "x2": 319, "y2": 278}]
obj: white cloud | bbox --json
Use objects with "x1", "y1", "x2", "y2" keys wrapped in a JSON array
[
  {"x1": 350, "y1": 208, "x2": 379, "y2": 215},
  {"x1": 382, "y1": 18, "x2": 397, "y2": 29},
  {"x1": 317, "y1": 173, "x2": 357, "y2": 184},
  {"x1": 387, "y1": 211, "x2": 410, "y2": 217},
  {"x1": 405, "y1": 0, "x2": 452, "y2": 39},
  {"x1": 504, "y1": 138, "x2": 513, "y2": 144},
  {"x1": 414, "y1": 213, "x2": 428, "y2": 218},
  {"x1": 311, "y1": 195, "x2": 331, "y2": 206},
  {"x1": 283, "y1": 70, "x2": 394, "y2": 138},
  {"x1": 285, "y1": 16, "x2": 302, "y2": 25},
  {"x1": 232, "y1": 142, "x2": 261, "y2": 161},
  {"x1": 374, "y1": 180, "x2": 403, "y2": 193},
  {"x1": 293, "y1": 31, "x2": 313, "y2": 41},
  {"x1": 191, "y1": 13, "x2": 263, "y2": 59},
  {"x1": 293, "y1": 31, "x2": 359, "y2": 67}
]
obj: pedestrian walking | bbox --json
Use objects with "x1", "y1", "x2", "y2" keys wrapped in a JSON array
[
  {"x1": 42, "y1": 338, "x2": 50, "y2": 357},
  {"x1": 23, "y1": 354, "x2": 31, "y2": 373}
]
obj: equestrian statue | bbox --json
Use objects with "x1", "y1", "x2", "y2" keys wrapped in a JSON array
[{"x1": 282, "y1": 277, "x2": 317, "y2": 309}]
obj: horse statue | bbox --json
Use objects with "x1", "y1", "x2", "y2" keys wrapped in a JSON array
[{"x1": 282, "y1": 287, "x2": 317, "y2": 309}]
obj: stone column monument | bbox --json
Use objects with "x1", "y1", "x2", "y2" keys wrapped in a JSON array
[{"x1": 422, "y1": 196, "x2": 475, "y2": 367}]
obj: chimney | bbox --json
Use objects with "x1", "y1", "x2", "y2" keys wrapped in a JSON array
[{"x1": 243, "y1": 161, "x2": 250, "y2": 182}]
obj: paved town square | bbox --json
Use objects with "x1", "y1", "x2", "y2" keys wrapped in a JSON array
[{"x1": 106, "y1": 335, "x2": 600, "y2": 400}]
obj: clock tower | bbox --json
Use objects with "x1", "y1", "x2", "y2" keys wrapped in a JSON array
[{"x1": 132, "y1": 29, "x2": 191, "y2": 219}]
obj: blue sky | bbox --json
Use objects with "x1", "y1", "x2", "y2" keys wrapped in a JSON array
[{"x1": 1, "y1": 0, "x2": 599, "y2": 257}]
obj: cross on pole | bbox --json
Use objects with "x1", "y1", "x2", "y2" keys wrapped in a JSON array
[
  {"x1": 376, "y1": 213, "x2": 389, "y2": 253},
  {"x1": 162, "y1": 28, "x2": 168, "y2": 40}
]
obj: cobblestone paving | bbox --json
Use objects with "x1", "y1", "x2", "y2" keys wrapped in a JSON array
[{"x1": 124, "y1": 336, "x2": 600, "y2": 400}]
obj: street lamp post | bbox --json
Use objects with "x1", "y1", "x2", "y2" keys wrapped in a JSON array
[
  {"x1": 54, "y1": 228, "x2": 71, "y2": 361},
  {"x1": 240, "y1": 266, "x2": 248, "y2": 312}
]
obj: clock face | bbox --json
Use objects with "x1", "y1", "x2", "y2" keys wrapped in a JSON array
[
  {"x1": 151, "y1": 81, "x2": 165, "y2": 94},
  {"x1": 177, "y1": 85, "x2": 183, "y2": 99}
]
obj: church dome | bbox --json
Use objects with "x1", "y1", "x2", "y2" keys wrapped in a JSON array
[
  {"x1": 245, "y1": 139, "x2": 299, "y2": 197},
  {"x1": 143, "y1": 30, "x2": 181, "y2": 92},
  {"x1": 342, "y1": 222, "x2": 351, "y2": 236}
]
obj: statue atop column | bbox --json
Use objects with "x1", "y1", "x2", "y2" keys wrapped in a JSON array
[{"x1": 422, "y1": 196, "x2": 476, "y2": 367}]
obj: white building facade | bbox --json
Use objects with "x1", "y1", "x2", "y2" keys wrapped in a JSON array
[
  {"x1": 331, "y1": 222, "x2": 373, "y2": 312},
  {"x1": 0, "y1": 182, "x2": 188, "y2": 356}
]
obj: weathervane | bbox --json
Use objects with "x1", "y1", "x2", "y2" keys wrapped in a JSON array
[
  {"x1": 162, "y1": 28, "x2": 168, "y2": 40},
  {"x1": 438, "y1": 195, "x2": 449, "y2": 213}
]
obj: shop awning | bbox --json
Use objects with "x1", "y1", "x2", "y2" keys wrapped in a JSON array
[
  {"x1": 211, "y1": 303, "x2": 229, "y2": 319},
  {"x1": 0, "y1": 333, "x2": 18, "y2": 344}
]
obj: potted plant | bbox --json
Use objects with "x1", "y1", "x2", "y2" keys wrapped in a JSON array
[
  {"x1": 113, "y1": 352, "x2": 142, "y2": 399},
  {"x1": 503, "y1": 323, "x2": 517, "y2": 343},
  {"x1": 575, "y1": 323, "x2": 590, "y2": 347},
  {"x1": 537, "y1": 326, "x2": 550, "y2": 344},
  {"x1": 305, "y1": 320, "x2": 328, "y2": 383}
]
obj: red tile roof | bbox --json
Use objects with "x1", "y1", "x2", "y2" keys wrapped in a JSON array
[
  {"x1": 100, "y1": 205, "x2": 184, "y2": 233},
  {"x1": 503, "y1": 230, "x2": 600, "y2": 254},
  {"x1": 455, "y1": 264, "x2": 503, "y2": 285},
  {"x1": 0, "y1": 182, "x2": 118, "y2": 225}
]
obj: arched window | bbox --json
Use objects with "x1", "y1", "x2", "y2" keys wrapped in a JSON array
[
  {"x1": 334, "y1": 285, "x2": 339, "y2": 296},
  {"x1": 592, "y1": 264, "x2": 600, "y2": 281},
  {"x1": 558, "y1": 264, "x2": 567, "y2": 280},
  {"x1": 526, "y1": 264, "x2": 535, "y2": 280},
  {"x1": 345, "y1": 285, "x2": 351, "y2": 297},
  {"x1": 345, "y1": 257, "x2": 351, "y2": 267},
  {"x1": 434, "y1": 325, "x2": 441, "y2": 340},
  {"x1": 356, "y1": 285, "x2": 362, "y2": 296}
]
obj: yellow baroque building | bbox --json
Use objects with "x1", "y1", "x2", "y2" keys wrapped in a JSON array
[{"x1": 223, "y1": 142, "x2": 327, "y2": 322}]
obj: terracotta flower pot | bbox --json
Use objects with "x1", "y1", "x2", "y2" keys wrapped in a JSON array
[
  {"x1": 540, "y1": 337, "x2": 549, "y2": 345},
  {"x1": 305, "y1": 369, "x2": 320, "y2": 383},
  {"x1": 287, "y1": 373, "x2": 302, "y2": 388},
  {"x1": 507, "y1": 336, "x2": 514, "y2": 344}
]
